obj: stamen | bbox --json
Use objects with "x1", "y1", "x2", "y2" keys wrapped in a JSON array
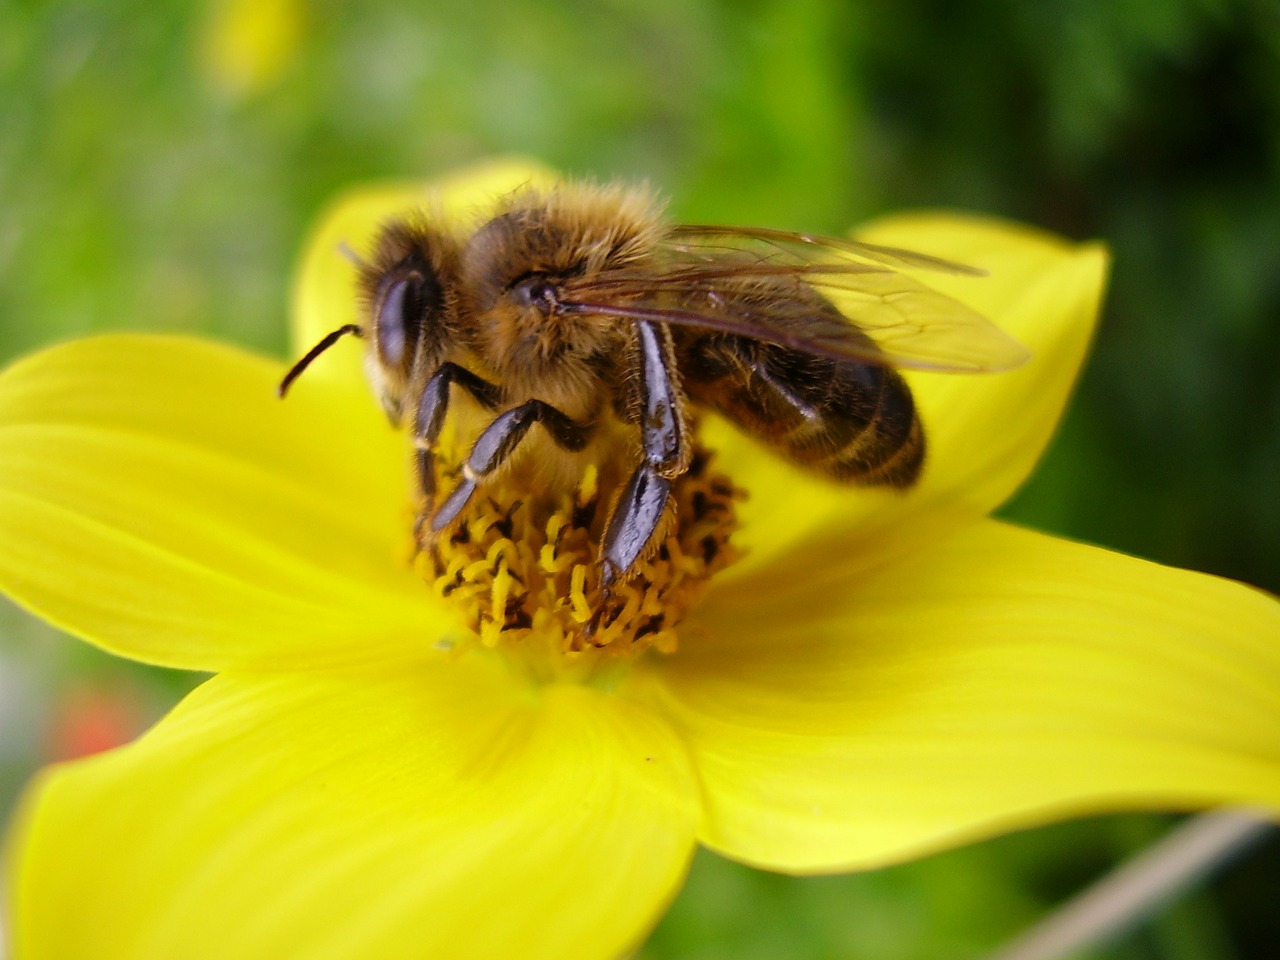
[{"x1": 414, "y1": 445, "x2": 744, "y2": 672}]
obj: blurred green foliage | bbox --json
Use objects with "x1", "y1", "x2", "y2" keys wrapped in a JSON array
[{"x1": 1, "y1": 0, "x2": 1277, "y2": 957}]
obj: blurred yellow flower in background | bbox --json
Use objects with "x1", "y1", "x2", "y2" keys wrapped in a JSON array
[
  {"x1": 198, "y1": 0, "x2": 304, "y2": 100},
  {"x1": 2, "y1": 161, "x2": 1278, "y2": 960}
]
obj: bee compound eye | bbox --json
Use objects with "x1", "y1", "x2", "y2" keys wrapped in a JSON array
[
  {"x1": 511, "y1": 275, "x2": 558, "y2": 313},
  {"x1": 375, "y1": 278, "x2": 410, "y2": 367},
  {"x1": 376, "y1": 269, "x2": 441, "y2": 370}
]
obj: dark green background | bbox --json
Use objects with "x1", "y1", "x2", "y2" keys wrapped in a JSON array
[{"x1": 1, "y1": 1, "x2": 1277, "y2": 957}]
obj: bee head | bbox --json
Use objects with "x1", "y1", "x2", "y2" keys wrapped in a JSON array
[{"x1": 358, "y1": 220, "x2": 460, "y2": 423}]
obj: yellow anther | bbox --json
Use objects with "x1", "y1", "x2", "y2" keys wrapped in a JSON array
[
  {"x1": 417, "y1": 444, "x2": 741, "y2": 666},
  {"x1": 568, "y1": 565, "x2": 592, "y2": 623}
]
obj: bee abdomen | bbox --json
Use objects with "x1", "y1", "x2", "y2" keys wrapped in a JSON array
[
  {"x1": 768, "y1": 360, "x2": 921, "y2": 488},
  {"x1": 812, "y1": 362, "x2": 921, "y2": 487},
  {"x1": 682, "y1": 335, "x2": 924, "y2": 489},
  {"x1": 822, "y1": 385, "x2": 922, "y2": 487}
]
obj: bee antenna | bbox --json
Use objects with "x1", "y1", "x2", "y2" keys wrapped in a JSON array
[
  {"x1": 336, "y1": 240, "x2": 367, "y2": 268},
  {"x1": 277, "y1": 324, "x2": 363, "y2": 398}
]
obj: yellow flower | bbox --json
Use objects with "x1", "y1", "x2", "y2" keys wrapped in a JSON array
[
  {"x1": 197, "y1": 0, "x2": 304, "y2": 100},
  {"x1": 4, "y1": 160, "x2": 1279, "y2": 960}
]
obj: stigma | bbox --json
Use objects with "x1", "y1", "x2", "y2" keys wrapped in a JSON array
[{"x1": 413, "y1": 444, "x2": 743, "y2": 674}]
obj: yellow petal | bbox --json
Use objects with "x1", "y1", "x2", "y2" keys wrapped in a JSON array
[
  {"x1": 10, "y1": 658, "x2": 699, "y2": 960},
  {"x1": 640, "y1": 519, "x2": 1280, "y2": 872},
  {"x1": 290, "y1": 159, "x2": 558, "y2": 402},
  {"x1": 0, "y1": 334, "x2": 434, "y2": 671},
  {"x1": 709, "y1": 215, "x2": 1108, "y2": 577}
]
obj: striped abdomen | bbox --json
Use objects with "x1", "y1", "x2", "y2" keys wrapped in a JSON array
[{"x1": 678, "y1": 331, "x2": 924, "y2": 488}]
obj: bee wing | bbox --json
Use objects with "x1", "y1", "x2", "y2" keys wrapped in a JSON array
[
  {"x1": 562, "y1": 226, "x2": 1029, "y2": 373},
  {"x1": 668, "y1": 223, "x2": 986, "y2": 275}
]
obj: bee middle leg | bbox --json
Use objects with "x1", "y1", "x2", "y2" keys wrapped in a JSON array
[{"x1": 431, "y1": 399, "x2": 594, "y2": 531}]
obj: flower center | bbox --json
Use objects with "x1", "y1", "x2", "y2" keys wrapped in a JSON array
[{"x1": 411, "y1": 437, "x2": 743, "y2": 677}]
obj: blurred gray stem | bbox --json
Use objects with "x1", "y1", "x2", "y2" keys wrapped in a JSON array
[{"x1": 983, "y1": 808, "x2": 1273, "y2": 960}]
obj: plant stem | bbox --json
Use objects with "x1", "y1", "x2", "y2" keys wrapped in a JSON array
[{"x1": 984, "y1": 809, "x2": 1273, "y2": 960}]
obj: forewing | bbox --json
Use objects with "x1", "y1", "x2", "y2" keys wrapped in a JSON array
[
  {"x1": 668, "y1": 223, "x2": 986, "y2": 275},
  {"x1": 562, "y1": 226, "x2": 1029, "y2": 373}
]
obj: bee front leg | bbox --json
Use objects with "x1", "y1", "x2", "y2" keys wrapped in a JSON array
[
  {"x1": 600, "y1": 320, "x2": 691, "y2": 586},
  {"x1": 411, "y1": 362, "x2": 502, "y2": 540},
  {"x1": 431, "y1": 399, "x2": 594, "y2": 531}
]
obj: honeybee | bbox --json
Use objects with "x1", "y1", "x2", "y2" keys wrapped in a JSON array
[{"x1": 280, "y1": 182, "x2": 1027, "y2": 585}]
